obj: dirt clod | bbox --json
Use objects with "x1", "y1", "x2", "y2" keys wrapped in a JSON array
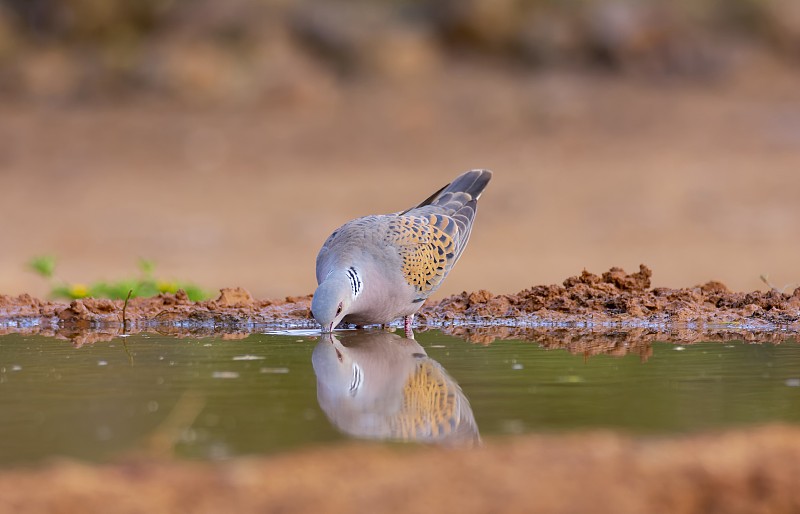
[{"x1": 214, "y1": 287, "x2": 254, "y2": 308}]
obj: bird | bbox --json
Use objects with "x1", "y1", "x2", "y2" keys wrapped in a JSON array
[
  {"x1": 312, "y1": 331, "x2": 480, "y2": 445},
  {"x1": 311, "y1": 169, "x2": 492, "y2": 336}
]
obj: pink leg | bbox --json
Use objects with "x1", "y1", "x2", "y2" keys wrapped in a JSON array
[{"x1": 404, "y1": 314, "x2": 414, "y2": 339}]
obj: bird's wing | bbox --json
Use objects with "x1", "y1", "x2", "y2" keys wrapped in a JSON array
[
  {"x1": 386, "y1": 213, "x2": 460, "y2": 299},
  {"x1": 390, "y1": 357, "x2": 480, "y2": 444}
]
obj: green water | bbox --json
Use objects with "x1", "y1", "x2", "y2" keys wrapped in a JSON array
[{"x1": 1, "y1": 330, "x2": 799, "y2": 466}]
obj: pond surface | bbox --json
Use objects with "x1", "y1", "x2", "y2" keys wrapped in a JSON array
[{"x1": 1, "y1": 329, "x2": 799, "y2": 466}]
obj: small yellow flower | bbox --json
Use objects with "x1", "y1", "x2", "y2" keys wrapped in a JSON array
[
  {"x1": 69, "y1": 283, "x2": 89, "y2": 298},
  {"x1": 157, "y1": 280, "x2": 179, "y2": 293}
]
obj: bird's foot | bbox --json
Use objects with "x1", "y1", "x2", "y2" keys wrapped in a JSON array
[{"x1": 404, "y1": 315, "x2": 415, "y2": 339}]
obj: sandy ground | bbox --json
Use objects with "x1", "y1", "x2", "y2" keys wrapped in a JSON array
[
  {"x1": 1, "y1": 425, "x2": 800, "y2": 514},
  {"x1": 2, "y1": 55, "x2": 800, "y2": 301}
]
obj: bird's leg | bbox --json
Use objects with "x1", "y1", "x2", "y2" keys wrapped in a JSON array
[{"x1": 404, "y1": 315, "x2": 414, "y2": 339}]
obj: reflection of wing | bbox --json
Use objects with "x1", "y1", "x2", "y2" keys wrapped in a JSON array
[
  {"x1": 390, "y1": 358, "x2": 479, "y2": 444},
  {"x1": 312, "y1": 331, "x2": 480, "y2": 446}
]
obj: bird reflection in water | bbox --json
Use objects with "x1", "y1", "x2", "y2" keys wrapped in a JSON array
[{"x1": 312, "y1": 330, "x2": 480, "y2": 446}]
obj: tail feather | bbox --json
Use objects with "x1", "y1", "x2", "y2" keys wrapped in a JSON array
[
  {"x1": 438, "y1": 169, "x2": 493, "y2": 204},
  {"x1": 402, "y1": 169, "x2": 492, "y2": 217},
  {"x1": 404, "y1": 169, "x2": 491, "y2": 230}
]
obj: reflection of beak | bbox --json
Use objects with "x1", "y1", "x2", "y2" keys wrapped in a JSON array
[
  {"x1": 320, "y1": 332, "x2": 339, "y2": 347},
  {"x1": 328, "y1": 322, "x2": 334, "y2": 333}
]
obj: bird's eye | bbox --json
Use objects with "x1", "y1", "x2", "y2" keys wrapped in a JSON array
[{"x1": 336, "y1": 302, "x2": 343, "y2": 315}]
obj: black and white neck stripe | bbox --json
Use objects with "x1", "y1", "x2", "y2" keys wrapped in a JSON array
[{"x1": 346, "y1": 266, "x2": 362, "y2": 298}]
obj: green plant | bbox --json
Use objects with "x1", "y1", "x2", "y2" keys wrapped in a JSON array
[
  {"x1": 27, "y1": 255, "x2": 210, "y2": 301},
  {"x1": 28, "y1": 255, "x2": 57, "y2": 279}
]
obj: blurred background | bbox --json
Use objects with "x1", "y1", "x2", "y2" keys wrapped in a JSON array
[{"x1": 0, "y1": 0, "x2": 798, "y2": 300}]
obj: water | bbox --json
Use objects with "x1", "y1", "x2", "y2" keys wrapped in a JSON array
[{"x1": 1, "y1": 329, "x2": 799, "y2": 466}]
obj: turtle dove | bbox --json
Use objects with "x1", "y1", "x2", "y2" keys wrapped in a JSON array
[{"x1": 311, "y1": 169, "x2": 492, "y2": 335}]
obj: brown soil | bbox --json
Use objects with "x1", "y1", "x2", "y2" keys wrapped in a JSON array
[
  {"x1": 421, "y1": 264, "x2": 800, "y2": 330},
  {"x1": 2, "y1": 266, "x2": 798, "y2": 349},
  {"x1": 2, "y1": 425, "x2": 800, "y2": 514},
  {"x1": 2, "y1": 264, "x2": 797, "y2": 327}
]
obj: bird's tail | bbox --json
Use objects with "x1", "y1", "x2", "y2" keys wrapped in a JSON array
[
  {"x1": 402, "y1": 169, "x2": 492, "y2": 233},
  {"x1": 400, "y1": 169, "x2": 492, "y2": 266},
  {"x1": 402, "y1": 169, "x2": 492, "y2": 217}
]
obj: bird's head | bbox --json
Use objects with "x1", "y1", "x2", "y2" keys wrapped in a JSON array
[{"x1": 311, "y1": 274, "x2": 354, "y2": 333}]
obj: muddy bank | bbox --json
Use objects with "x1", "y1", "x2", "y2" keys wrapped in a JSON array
[
  {"x1": 0, "y1": 287, "x2": 314, "y2": 328},
  {"x1": 422, "y1": 264, "x2": 800, "y2": 325},
  {"x1": 2, "y1": 265, "x2": 798, "y2": 337},
  {"x1": 1, "y1": 425, "x2": 799, "y2": 514}
]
